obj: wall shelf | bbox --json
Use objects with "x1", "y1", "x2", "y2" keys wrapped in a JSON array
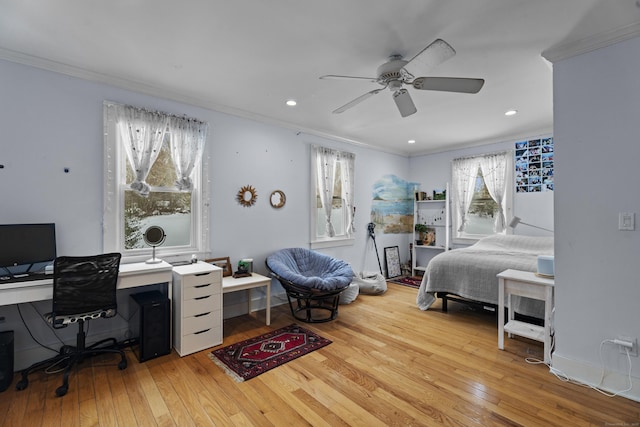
[{"x1": 412, "y1": 183, "x2": 450, "y2": 276}]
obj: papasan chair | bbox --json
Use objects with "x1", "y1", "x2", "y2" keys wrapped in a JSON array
[{"x1": 266, "y1": 248, "x2": 354, "y2": 323}]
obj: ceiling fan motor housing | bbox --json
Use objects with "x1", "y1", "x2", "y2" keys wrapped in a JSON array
[{"x1": 376, "y1": 58, "x2": 410, "y2": 84}]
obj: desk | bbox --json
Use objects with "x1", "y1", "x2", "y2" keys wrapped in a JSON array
[
  {"x1": 222, "y1": 273, "x2": 271, "y2": 325},
  {"x1": 497, "y1": 269, "x2": 554, "y2": 364},
  {"x1": 0, "y1": 261, "x2": 174, "y2": 306}
]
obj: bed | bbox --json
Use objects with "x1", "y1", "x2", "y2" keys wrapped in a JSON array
[{"x1": 416, "y1": 234, "x2": 554, "y2": 318}]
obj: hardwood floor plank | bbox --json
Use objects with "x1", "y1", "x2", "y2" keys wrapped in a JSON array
[{"x1": 3, "y1": 283, "x2": 639, "y2": 426}]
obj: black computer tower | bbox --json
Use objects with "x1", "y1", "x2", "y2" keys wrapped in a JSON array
[
  {"x1": 0, "y1": 331, "x2": 14, "y2": 392},
  {"x1": 130, "y1": 291, "x2": 170, "y2": 362}
]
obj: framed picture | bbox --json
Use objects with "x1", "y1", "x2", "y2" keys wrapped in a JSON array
[
  {"x1": 205, "y1": 257, "x2": 232, "y2": 277},
  {"x1": 384, "y1": 246, "x2": 402, "y2": 278}
]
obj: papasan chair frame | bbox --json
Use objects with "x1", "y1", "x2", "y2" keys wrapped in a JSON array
[{"x1": 266, "y1": 248, "x2": 353, "y2": 323}]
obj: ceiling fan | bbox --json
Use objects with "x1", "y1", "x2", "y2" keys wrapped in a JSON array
[{"x1": 320, "y1": 39, "x2": 484, "y2": 118}]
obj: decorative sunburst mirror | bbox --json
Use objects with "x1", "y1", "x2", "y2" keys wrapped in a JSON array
[{"x1": 237, "y1": 185, "x2": 257, "y2": 207}]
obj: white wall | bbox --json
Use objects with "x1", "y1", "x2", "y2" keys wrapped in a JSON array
[
  {"x1": 552, "y1": 36, "x2": 640, "y2": 401},
  {"x1": 0, "y1": 58, "x2": 409, "y2": 369}
]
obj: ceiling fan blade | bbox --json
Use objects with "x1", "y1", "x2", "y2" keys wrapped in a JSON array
[
  {"x1": 320, "y1": 74, "x2": 378, "y2": 83},
  {"x1": 332, "y1": 88, "x2": 384, "y2": 114},
  {"x1": 404, "y1": 39, "x2": 456, "y2": 76},
  {"x1": 412, "y1": 77, "x2": 485, "y2": 94},
  {"x1": 392, "y1": 89, "x2": 417, "y2": 118}
]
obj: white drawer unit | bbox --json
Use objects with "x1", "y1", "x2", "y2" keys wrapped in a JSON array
[{"x1": 172, "y1": 262, "x2": 223, "y2": 356}]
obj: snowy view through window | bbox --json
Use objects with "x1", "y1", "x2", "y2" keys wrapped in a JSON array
[{"x1": 124, "y1": 136, "x2": 192, "y2": 249}]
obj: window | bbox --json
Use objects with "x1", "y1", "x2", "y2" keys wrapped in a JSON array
[
  {"x1": 451, "y1": 151, "x2": 512, "y2": 241},
  {"x1": 103, "y1": 102, "x2": 210, "y2": 260},
  {"x1": 310, "y1": 146, "x2": 355, "y2": 248}
]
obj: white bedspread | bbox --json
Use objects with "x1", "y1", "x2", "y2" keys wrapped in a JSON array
[{"x1": 416, "y1": 234, "x2": 553, "y2": 317}]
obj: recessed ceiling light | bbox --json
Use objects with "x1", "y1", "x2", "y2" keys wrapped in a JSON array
[
  {"x1": 286, "y1": 99, "x2": 297, "y2": 107},
  {"x1": 505, "y1": 110, "x2": 518, "y2": 116},
  {"x1": 408, "y1": 139, "x2": 416, "y2": 144}
]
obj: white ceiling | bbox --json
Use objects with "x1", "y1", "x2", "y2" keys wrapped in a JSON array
[{"x1": 1, "y1": 1, "x2": 639, "y2": 156}]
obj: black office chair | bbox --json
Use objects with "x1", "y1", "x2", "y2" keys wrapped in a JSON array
[{"x1": 16, "y1": 253, "x2": 127, "y2": 397}]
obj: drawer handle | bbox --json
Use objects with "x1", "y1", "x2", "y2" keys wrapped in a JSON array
[
  {"x1": 194, "y1": 328, "x2": 211, "y2": 335},
  {"x1": 194, "y1": 284, "x2": 211, "y2": 289},
  {"x1": 195, "y1": 295, "x2": 211, "y2": 300},
  {"x1": 194, "y1": 312, "x2": 211, "y2": 317},
  {"x1": 195, "y1": 272, "x2": 211, "y2": 277}
]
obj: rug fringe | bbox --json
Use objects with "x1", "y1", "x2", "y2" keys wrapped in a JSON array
[{"x1": 208, "y1": 352, "x2": 245, "y2": 383}]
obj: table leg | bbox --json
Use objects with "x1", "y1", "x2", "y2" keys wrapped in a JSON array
[
  {"x1": 498, "y1": 277, "x2": 505, "y2": 350},
  {"x1": 266, "y1": 282, "x2": 271, "y2": 326}
]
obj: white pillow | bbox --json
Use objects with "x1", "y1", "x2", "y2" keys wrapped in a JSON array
[
  {"x1": 352, "y1": 271, "x2": 387, "y2": 295},
  {"x1": 339, "y1": 282, "x2": 359, "y2": 304}
]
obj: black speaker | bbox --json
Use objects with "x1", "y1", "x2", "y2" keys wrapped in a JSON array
[
  {"x1": 0, "y1": 331, "x2": 14, "y2": 392},
  {"x1": 130, "y1": 291, "x2": 170, "y2": 362}
]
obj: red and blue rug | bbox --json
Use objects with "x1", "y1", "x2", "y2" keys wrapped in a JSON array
[
  {"x1": 388, "y1": 275, "x2": 422, "y2": 288},
  {"x1": 209, "y1": 324, "x2": 331, "y2": 382}
]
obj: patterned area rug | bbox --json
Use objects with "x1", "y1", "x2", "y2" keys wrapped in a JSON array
[
  {"x1": 209, "y1": 324, "x2": 331, "y2": 382},
  {"x1": 388, "y1": 276, "x2": 422, "y2": 288}
]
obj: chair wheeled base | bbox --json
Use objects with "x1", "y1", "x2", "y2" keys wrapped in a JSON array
[{"x1": 16, "y1": 318, "x2": 127, "y2": 397}]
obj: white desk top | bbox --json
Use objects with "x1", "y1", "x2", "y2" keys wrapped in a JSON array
[
  {"x1": 497, "y1": 269, "x2": 555, "y2": 286},
  {"x1": 222, "y1": 273, "x2": 270, "y2": 293},
  {"x1": 0, "y1": 260, "x2": 174, "y2": 306}
]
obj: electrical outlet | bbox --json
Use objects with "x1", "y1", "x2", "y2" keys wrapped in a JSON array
[{"x1": 618, "y1": 336, "x2": 638, "y2": 357}]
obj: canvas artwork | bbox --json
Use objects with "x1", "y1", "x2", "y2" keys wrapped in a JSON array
[
  {"x1": 370, "y1": 174, "x2": 418, "y2": 234},
  {"x1": 515, "y1": 137, "x2": 553, "y2": 192}
]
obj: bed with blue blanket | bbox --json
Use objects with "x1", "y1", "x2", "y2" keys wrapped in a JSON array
[{"x1": 416, "y1": 234, "x2": 554, "y2": 318}]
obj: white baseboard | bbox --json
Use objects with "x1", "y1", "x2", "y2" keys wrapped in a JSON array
[
  {"x1": 552, "y1": 354, "x2": 640, "y2": 403},
  {"x1": 223, "y1": 291, "x2": 287, "y2": 320}
]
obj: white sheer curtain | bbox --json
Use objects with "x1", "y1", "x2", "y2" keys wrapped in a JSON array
[
  {"x1": 452, "y1": 157, "x2": 479, "y2": 232},
  {"x1": 314, "y1": 146, "x2": 337, "y2": 237},
  {"x1": 116, "y1": 105, "x2": 168, "y2": 197},
  {"x1": 168, "y1": 116, "x2": 208, "y2": 191},
  {"x1": 339, "y1": 151, "x2": 356, "y2": 235},
  {"x1": 479, "y1": 152, "x2": 509, "y2": 233}
]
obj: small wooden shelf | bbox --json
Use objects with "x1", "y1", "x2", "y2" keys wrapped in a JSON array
[
  {"x1": 412, "y1": 183, "x2": 450, "y2": 276},
  {"x1": 504, "y1": 320, "x2": 544, "y2": 342},
  {"x1": 415, "y1": 245, "x2": 447, "y2": 250}
]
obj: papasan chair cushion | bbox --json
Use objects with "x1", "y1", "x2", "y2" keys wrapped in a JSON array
[
  {"x1": 266, "y1": 248, "x2": 354, "y2": 323},
  {"x1": 266, "y1": 248, "x2": 353, "y2": 291}
]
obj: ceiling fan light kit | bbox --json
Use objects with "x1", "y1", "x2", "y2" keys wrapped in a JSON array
[{"x1": 321, "y1": 38, "x2": 485, "y2": 118}]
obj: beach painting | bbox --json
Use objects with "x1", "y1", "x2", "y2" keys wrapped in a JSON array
[{"x1": 370, "y1": 174, "x2": 417, "y2": 234}]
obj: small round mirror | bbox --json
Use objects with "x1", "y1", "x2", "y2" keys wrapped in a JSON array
[
  {"x1": 143, "y1": 226, "x2": 166, "y2": 246},
  {"x1": 143, "y1": 226, "x2": 166, "y2": 264},
  {"x1": 270, "y1": 190, "x2": 286, "y2": 208}
]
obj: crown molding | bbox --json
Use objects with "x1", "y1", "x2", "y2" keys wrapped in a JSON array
[{"x1": 542, "y1": 21, "x2": 640, "y2": 63}]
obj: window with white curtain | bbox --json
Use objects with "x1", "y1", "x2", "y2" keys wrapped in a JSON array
[
  {"x1": 451, "y1": 151, "x2": 513, "y2": 241},
  {"x1": 310, "y1": 145, "x2": 355, "y2": 249},
  {"x1": 103, "y1": 102, "x2": 210, "y2": 260}
]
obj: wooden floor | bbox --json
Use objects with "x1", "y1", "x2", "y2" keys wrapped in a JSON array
[{"x1": 2, "y1": 283, "x2": 639, "y2": 426}]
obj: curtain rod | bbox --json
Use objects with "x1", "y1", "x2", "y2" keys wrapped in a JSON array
[
  {"x1": 452, "y1": 149, "x2": 511, "y2": 162},
  {"x1": 104, "y1": 100, "x2": 207, "y2": 125}
]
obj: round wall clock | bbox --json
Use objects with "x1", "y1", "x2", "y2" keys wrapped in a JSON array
[
  {"x1": 237, "y1": 185, "x2": 258, "y2": 207},
  {"x1": 270, "y1": 190, "x2": 286, "y2": 208}
]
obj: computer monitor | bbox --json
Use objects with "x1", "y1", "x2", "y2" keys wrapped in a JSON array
[{"x1": 0, "y1": 223, "x2": 56, "y2": 273}]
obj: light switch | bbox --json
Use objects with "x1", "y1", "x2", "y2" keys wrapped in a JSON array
[{"x1": 619, "y1": 212, "x2": 635, "y2": 231}]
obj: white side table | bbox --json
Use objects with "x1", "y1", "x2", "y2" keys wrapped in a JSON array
[
  {"x1": 497, "y1": 269, "x2": 555, "y2": 364},
  {"x1": 222, "y1": 273, "x2": 271, "y2": 325}
]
